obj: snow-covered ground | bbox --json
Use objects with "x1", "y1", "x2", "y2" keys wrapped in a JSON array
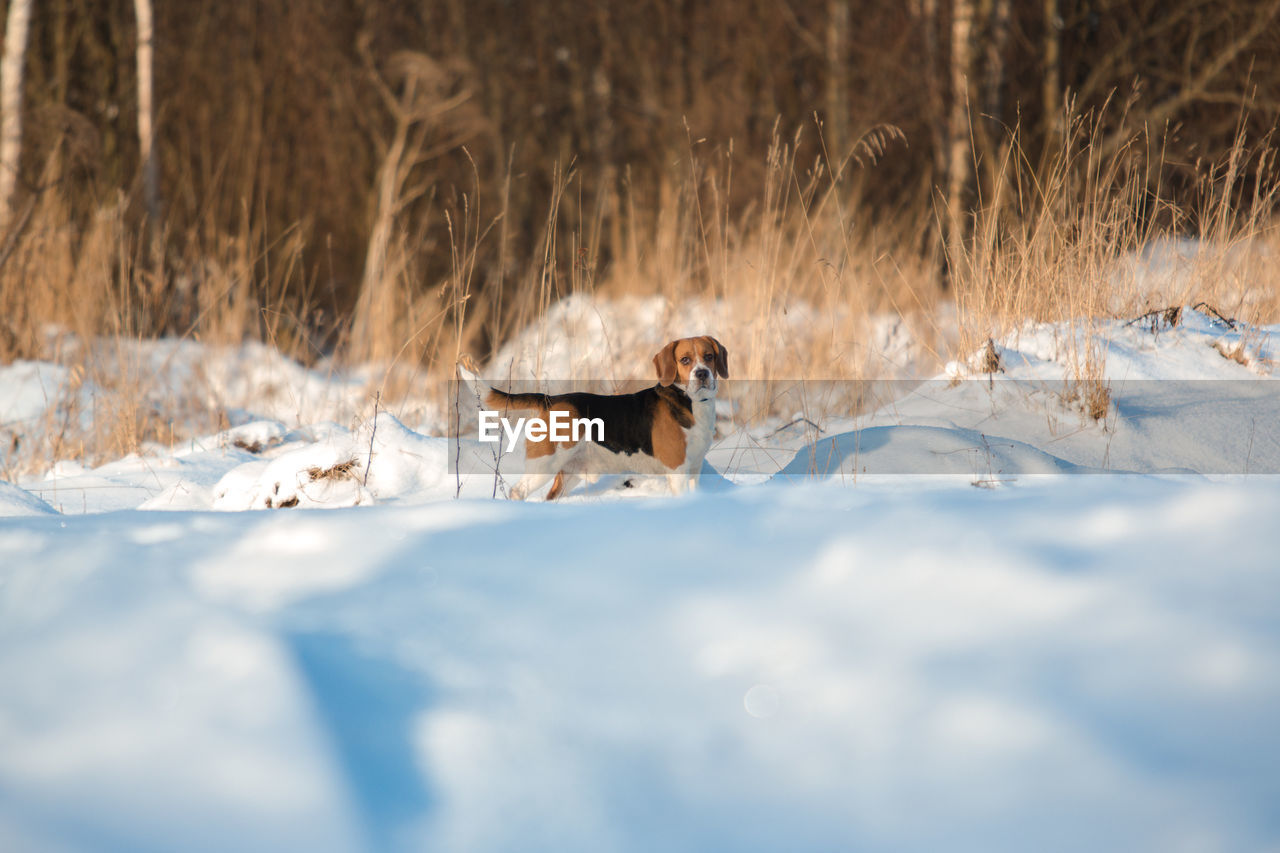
[
  {"x1": 4, "y1": 477, "x2": 1280, "y2": 852},
  {"x1": 2, "y1": 304, "x2": 1280, "y2": 851}
]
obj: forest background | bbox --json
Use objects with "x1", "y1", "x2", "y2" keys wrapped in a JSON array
[{"x1": 1, "y1": 0, "x2": 1278, "y2": 394}]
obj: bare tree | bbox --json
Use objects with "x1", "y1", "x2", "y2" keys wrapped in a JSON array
[
  {"x1": 350, "y1": 49, "x2": 481, "y2": 362},
  {"x1": 1093, "y1": 0, "x2": 1280, "y2": 162},
  {"x1": 0, "y1": 0, "x2": 32, "y2": 237}
]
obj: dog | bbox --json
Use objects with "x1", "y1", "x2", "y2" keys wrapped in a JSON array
[{"x1": 457, "y1": 336, "x2": 728, "y2": 500}]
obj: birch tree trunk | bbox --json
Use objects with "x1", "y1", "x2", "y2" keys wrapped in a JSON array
[
  {"x1": 0, "y1": 0, "x2": 33, "y2": 237},
  {"x1": 981, "y1": 0, "x2": 1011, "y2": 216},
  {"x1": 1042, "y1": 0, "x2": 1061, "y2": 142},
  {"x1": 945, "y1": 0, "x2": 975, "y2": 278},
  {"x1": 983, "y1": 0, "x2": 1010, "y2": 128},
  {"x1": 134, "y1": 0, "x2": 161, "y2": 227},
  {"x1": 826, "y1": 0, "x2": 850, "y2": 175},
  {"x1": 914, "y1": 0, "x2": 947, "y2": 190}
]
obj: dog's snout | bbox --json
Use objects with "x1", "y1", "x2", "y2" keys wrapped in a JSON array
[{"x1": 694, "y1": 367, "x2": 711, "y2": 381}]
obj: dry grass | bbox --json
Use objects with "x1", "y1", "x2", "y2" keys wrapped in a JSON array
[
  {"x1": 3, "y1": 104, "x2": 1280, "y2": 475},
  {"x1": 6, "y1": 2, "x2": 1279, "y2": 479},
  {"x1": 306, "y1": 459, "x2": 359, "y2": 482},
  {"x1": 0, "y1": 156, "x2": 322, "y2": 475},
  {"x1": 951, "y1": 108, "x2": 1280, "y2": 405},
  {"x1": 466, "y1": 122, "x2": 946, "y2": 433}
]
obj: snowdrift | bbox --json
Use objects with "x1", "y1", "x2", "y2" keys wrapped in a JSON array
[
  {"x1": 2, "y1": 303, "x2": 1279, "y2": 851},
  {"x1": 2, "y1": 305, "x2": 1276, "y2": 511},
  {"x1": 2, "y1": 479, "x2": 1279, "y2": 851}
]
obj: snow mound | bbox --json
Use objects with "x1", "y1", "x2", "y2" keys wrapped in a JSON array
[
  {"x1": 777, "y1": 424, "x2": 1091, "y2": 482},
  {"x1": 486, "y1": 294, "x2": 669, "y2": 380},
  {"x1": 215, "y1": 419, "x2": 292, "y2": 454},
  {"x1": 212, "y1": 413, "x2": 454, "y2": 510},
  {"x1": 2, "y1": 479, "x2": 1279, "y2": 850},
  {"x1": 0, "y1": 481, "x2": 58, "y2": 516},
  {"x1": 946, "y1": 307, "x2": 1273, "y2": 383},
  {"x1": 774, "y1": 308, "x2": 1280, "y2": 479},
  {"x1": 484, "y1": 293, "x2": 930, "y2": 381},
  {"x1": 4, "y1": 303, "x2": 1280, "y2": 513},
  {"x1": 0, "y1": 361, "x2": 68, "y2": 425},
  {"x1": 185, "y1": 340, "x2": 372, "y2": 426},
  {"x1": 1108, "y1": 236, "x2": 1276, "y2": 316}
]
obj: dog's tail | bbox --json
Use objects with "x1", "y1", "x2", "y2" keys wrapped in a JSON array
[
  {"x1": 483, "y1": 387, "x2": 551, "y2": 411},
  {"x1": 455, "y1": 355, "x2": 488, "y2": 402},
  {"x1": 456, "y1": 356, "x2": 549, "y2": 411}
]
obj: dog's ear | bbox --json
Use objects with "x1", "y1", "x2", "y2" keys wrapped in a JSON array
[
  {"x1": 707, "y1": 336, "x2": 729, "y2": 379},
  {"x1": 653, "y1": 341, "x2": 678, "y2": 386}
]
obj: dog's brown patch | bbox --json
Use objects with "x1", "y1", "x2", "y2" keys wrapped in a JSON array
[
  {"x1": 487, "y1": 398, "x2": 583, "y2": 459},
  {"x1": 657, "y1": 336, "x2": 730, "y2": 386},
  {"x1": 546, "y1": 472, "x2": 567, "y2": 500},
  {"x1": 530, "y1": 402, "x2": 582, "y2": 458},
  {"x1": 690, "y1": 335, "x2": 729, "y2": 378},
  {"x1": 653, "y1": 341, "x2": 678, "y2": 386},
  {"x1": 522, "y1": 407, "x2": 555, "y2": 458},
  {"x1": 706, "y1": 335, "x2": 730, "y2": 378},
  {"x1": 652, "y1": 400, "x2": 688, "y2": 469}
]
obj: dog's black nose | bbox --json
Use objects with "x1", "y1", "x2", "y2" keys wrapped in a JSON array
[{"x1": 694, "y1": 367, "x2": 710, "y2": 381}]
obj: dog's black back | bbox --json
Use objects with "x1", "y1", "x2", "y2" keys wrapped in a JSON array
[{"x1": 490, "y1": 385, "x2": 694, "y2": 458}]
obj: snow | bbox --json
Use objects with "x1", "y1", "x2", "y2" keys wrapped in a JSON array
[
  {"x1": 758, "y1": 308, "x2": 1280, "y2": 483},
  {"x1": 0, "y1": 361, "x2": 68, "y2": 426},
  {"x1": 2, "y1": 300, "x2": 1280, "y2": 850},
  {"x1": 2, "y1": 480, "x2": 1279, "y2": 851},
  {"x1": 0, "y1": 480, "x2": 57, "y2": 517},
  {"x1": 485, "y1": 292, "x2": 935, "y2": 382},
  {"x1": 1107, "y1": 235, "x2": 1276, "y2": 317}
]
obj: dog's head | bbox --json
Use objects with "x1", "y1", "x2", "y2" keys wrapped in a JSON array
[{"x1": 653, "y1": 336, "x2": 729, "y2": 400}]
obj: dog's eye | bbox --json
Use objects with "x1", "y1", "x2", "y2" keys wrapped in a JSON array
[{"x1": 680, "y1": 356, "x2": 691, "y2": 365}]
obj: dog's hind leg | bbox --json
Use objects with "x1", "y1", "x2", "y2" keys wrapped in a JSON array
[
  {"x1": 508, "y1": 450, "x2": 562, "y2": 500},
  {"x1": 509, "y1": 471, "x2": 555, "y2": 501},
  {"x1": 545, "y1": 471, "x2": 582, "y2": 500}
]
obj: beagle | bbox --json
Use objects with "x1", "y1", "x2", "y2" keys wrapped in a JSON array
[{"x1": 458, "y1": 336, "x2": 728, "y2": 500}]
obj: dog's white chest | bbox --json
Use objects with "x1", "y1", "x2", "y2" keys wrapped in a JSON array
[{"x1": 683, "y1": 399, "x2": 716, "y2": 471}]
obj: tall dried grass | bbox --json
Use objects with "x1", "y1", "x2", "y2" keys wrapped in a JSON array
[
  {"x1": 0, "y1": 149, "x2": 321, "y2": 473},
  {"x1": 952, "y1": 107, "x2": 1280, "y2": 387},
  {"x1": 464, "y1": 122, "x2": 942, "y2": 381},
  {"x1": 2, "y1": 105, "x2": 1279, "y2": 474}
]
